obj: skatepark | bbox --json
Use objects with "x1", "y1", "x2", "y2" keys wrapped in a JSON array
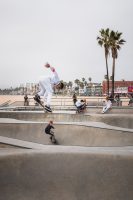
[{"x1": 0, "y1": 97, "x2": 133, "y2": 200}]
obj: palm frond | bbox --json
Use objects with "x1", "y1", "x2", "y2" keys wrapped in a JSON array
[
  {"x1": 100, "y1": 29, "x2": 105, "y2": 35},
  {"x1": 119, "y1": 39, "x2": 126, "y2": 44},
  {"x1": 97, "y1": 36, "x2": 101, "y2": 40},
  {"x1": 98, "y1": 40, "x2": 103, "y2": 46},
  {"x1": 116, "y1": 45, "x2": 121, "y2": 50},
  {"x1": 116, "y1": 32, "x2": 122, "y2": 38},
  {"x1": 110, "y1": 30, "x2": 115, "y2": 38},
  {"x1": 105, "y1": 28, "x2": 110, "y2": 36}
]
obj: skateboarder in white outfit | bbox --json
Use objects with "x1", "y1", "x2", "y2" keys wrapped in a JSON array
[
  {"x1": 102, "y1": 96, "x2": 112, "y2": 114},
  {"x1": 34, "y1": 63, "x2": 64, "y2": 112}
]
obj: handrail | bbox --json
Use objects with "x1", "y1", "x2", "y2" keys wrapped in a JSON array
[
  {"x1": 0, "y1": 97, "x2": 132, "y2": 107},
  {"x1": 0, "y1": 100, "x2": 11, "y2": 107}
]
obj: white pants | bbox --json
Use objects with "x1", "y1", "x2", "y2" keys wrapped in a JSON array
[
  {"x1": 37, "y1": 76, "x2": 53, "y2": 107},
  {"x1": 102, "y1": 105, "x2": 111, "y2": 113}
]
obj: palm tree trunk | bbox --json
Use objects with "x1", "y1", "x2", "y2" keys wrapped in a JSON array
[
  {"x1": 105, "y1": 55, "x2": 109, "y2": 95},
  {"x1": 111, "y1": 57, "x2": 115, "y2": 99}
]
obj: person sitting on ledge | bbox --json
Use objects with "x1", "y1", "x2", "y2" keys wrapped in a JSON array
[{"x1": 102, "y1": 96, "x2": 112, "y2": 114}]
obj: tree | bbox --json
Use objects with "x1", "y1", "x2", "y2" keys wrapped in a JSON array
[
  {"x1": 84, "y1": 81, "x2": 87, "y2": 86},
  {"x1": 88, "y1": 77, "x2": 92, "y2": 85},
  {"x1": 82, "y1": 77, "x2": 85, "y2": 83},
  {"x1": 74, "y1": 79, "x2": 80, "y2": 86},
  {"x1": 97, "y1": 28, "x2": 110, "y2": 95},
  {"x1": 62, "y1": 81, "x2": 67, "y2": 89},
  {"x1": 79, "y1": 81, "x2": 84, "y2": 89},
  {"x1": 68, "y1": 81, "x2": 73, "y2": 88},
  {"x1": 109, "y1": 30, "x2": 126, "y2": 98}
]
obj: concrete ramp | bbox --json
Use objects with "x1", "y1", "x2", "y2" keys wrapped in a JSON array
[
  {"x1": 0, "y1": 135, "x2": 42, "y2": 149},
  {"x1": 0, "y1": 147, "x2": 133, "y2": 200},
  {"x1": 0, "y1": 120, "x2": 133, "y2": 147},
  {"x1": 0, "y1": 111, "x2": 133, "y2": 129},
  {"x1": 0, "y1": 110, "x2": 133, "y2": 200}
]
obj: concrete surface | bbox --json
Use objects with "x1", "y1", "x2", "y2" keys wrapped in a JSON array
[
  {"x1": 0, "y1": 135, "x2": 48, "y2": 149},
  {"x1": 0, "y1": 147, "x2": 133, "y2": 200},
  {"x1": 0, "y1": 109, "x2": 133, "y2": 200},
  {"x1": 1, "y1": 105, "x2": 133, "y2": 113},
  {"x1": 0, "y1": 119, "x2": 133, "y2": 147},
  {"x1": 0, "y1": 110, "x2": 133, "y2": 129}
]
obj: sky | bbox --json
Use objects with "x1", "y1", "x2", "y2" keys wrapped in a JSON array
[{"x1": 0, "y1": 0, "x2": 133, "y2": 89}]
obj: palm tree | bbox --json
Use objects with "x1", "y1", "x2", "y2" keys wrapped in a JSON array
[
  {"x1": 68, "y1": 81, "x2": 73, "y2": 88},
  {"x1": 82, "y1": 77, "x2": 85, "y2": 83},
  {"x1": 81, "y1": 77, "x2": 85, "y2": 88},
  {"x1": 109, "y1": 30, "x2": 126, "y2": 99},
  {"x1": 88, "y1": 77, "x2": 92, "y2": 85},
  {"x1": 79, "y1": 81, "x2": 84, "y2": 89},
  {"x1": 74, "y1": 79, "x2": 80, "y2": 86},
  {"x1": 97, "y1": 28, "x2": 110, "y2": 95},
  {"x1": 88, "y1": 77, "x2": 92, "y2": 86},
  {"x1": 84, "y1": 81, "x2": 87, "y2": 86}
]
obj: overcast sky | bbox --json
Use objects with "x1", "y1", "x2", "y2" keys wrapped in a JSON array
[{"x1": 0, "y1": 0, "x2": 133, "y2": 89}]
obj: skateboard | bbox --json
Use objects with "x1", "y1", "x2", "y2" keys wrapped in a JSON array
[
  {"x1": 76, "y1": 107, "x2": 86, "y2": 114},
  {"x1": 34, "y1": 98, "x2": 52, "y2": 113},
  {"x1": 50, "y1": 135, "x2": 58, "y2": 144}
]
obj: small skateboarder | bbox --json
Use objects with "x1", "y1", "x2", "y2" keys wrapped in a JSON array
[
  {"x1": 34, "y1": 63, "x2": 64, "y2": 112},
  {"x1": 45, "y1": 121, "x2": 56, "y2": 143}
]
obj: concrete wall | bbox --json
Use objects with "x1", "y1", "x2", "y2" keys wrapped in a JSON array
[
  {"x1": 103, "y1": 115, "x2": 133, "y2": 129},
  {"x1": 0, "y1": 148, "x2": 133, "y2": 200},
  {"x1": 0, "y1": 111, "x2": 133, "y2": 129},
  {"x1": 0, "y1": 122, "x2": 133, "y2": 147}
]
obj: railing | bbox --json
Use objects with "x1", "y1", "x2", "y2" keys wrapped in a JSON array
[
  {"x1": 0, "y1": 100, "x2": 11, "y2": 107},
  {"x1": 0, "y1": 96, "x2": 132, "y2": 108}
]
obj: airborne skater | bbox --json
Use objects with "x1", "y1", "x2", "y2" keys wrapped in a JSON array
[{"x1": 34, "y1": 63, "x2": 64, "y2": 112}]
